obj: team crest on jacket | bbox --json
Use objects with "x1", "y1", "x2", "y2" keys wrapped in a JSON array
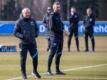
[
  {"x1": 30, "y1": 21, "x2": 35, "y2": 26},
  {"x1": 90, "y1": 18, "x2": 92, "y2": 22},
  {"x1": 74, "y1": 15, "x2": 77, "y2": 18}
]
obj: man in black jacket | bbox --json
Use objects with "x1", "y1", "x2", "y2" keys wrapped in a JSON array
[
  {"x1": 83, "y1": 8, "x2": 95, "y2": 52},
  {"x1": 68, "y1": 7, "x2": 80, "y2": 52},
  {"x1": 47, "y1": 2, "x2": 65, "y2": 75},
  {"x1": 14, "y1": 8, "x2": 41, "y2": 80}
]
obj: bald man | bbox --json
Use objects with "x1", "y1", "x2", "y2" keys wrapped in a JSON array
[{"x1": 14, "y1": 8, "x2": 41, "y2": 80}]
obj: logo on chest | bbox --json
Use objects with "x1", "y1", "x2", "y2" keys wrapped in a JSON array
[
  {"x1": 89, "y1": 18, "x2": 93, "y2": 22},
  {"x1": 30, "y1": 21, "x2": 35, "y2": 26},
  {"x1": 74, "y1": 15, "x2": 77, "y2": 18}
]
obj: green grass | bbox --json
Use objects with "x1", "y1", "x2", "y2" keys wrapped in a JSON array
[
  {"x1": 0, "y1": 52, "x2": 107, "y2": 80},
  {"x1": 0, "y1": 36, "x2": 107, "y2": 80}
]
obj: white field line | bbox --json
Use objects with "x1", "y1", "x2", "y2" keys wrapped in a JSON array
[{"x1": 7, "y1": 63, "x2": 107, "y2": 80}]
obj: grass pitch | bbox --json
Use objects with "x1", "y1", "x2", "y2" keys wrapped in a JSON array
[{"x1": 0, "y1": 36, "x2": 107, "y2": 80}]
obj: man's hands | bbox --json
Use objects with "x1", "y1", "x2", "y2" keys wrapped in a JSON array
[{"x1": 63, "y1": 30, "x2": 69, "y2": 36}]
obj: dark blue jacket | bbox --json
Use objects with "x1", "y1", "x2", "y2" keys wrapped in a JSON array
[
  {"x1": 83, "y1": 14, "x2": 95, "y2": 32},
  {"x1": 49, "y1": 12, "x2": 64, "y2": 40},
  {"x1": 14, "y1": 17, "x2": 38, "y2": 44},
  {"x1": 69, "y1": 13, "x2": 79, "y2": 29}
]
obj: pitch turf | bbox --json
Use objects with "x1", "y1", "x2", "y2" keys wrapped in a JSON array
[{"x1": 0, "y1": 36, "x2": 107, "y2": 80}]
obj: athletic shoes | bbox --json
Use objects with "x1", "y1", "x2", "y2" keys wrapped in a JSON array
[
  {"x1": 32, "y1": 72, "x2": 41, "y2": 79},
  {"x1": 22, "y1": 74, "x2": 27, "y2": 80},
  {"x1": 47, "y1": 71, "x2": 53, "y2": 75},
  {"x1": 85, "y1": 49, "x2": 89, "y2": 52},
  {"x1": 56, "y1": 70, "x2": 65, "y2": 75}
]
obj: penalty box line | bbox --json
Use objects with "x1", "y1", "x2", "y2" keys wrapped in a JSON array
[{"x1": 7, "y1": 63, "x2": 107, "y2": 80}]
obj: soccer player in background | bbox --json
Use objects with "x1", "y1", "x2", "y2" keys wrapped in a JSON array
[
  {"x1": 83, "y1": 8, "x2": 95, "y2": 52},
  {"x1": 43, "y1": 7, "x2": 52, "y2": 51},
  {"x1": 14, "y1": 8, "x2": 41, "y2": 80},
  {"x1": 68, "y1": 7, "x2": 80, "y2": 52}
]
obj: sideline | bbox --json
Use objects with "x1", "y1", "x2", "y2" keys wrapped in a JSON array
[{"x1": 7, "y1": 63, "x2": 107, "y2": 80}]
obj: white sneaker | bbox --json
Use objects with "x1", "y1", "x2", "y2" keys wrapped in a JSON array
[{"x1": 32, "y1": 72, "x2": 41, "y2": 79}]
